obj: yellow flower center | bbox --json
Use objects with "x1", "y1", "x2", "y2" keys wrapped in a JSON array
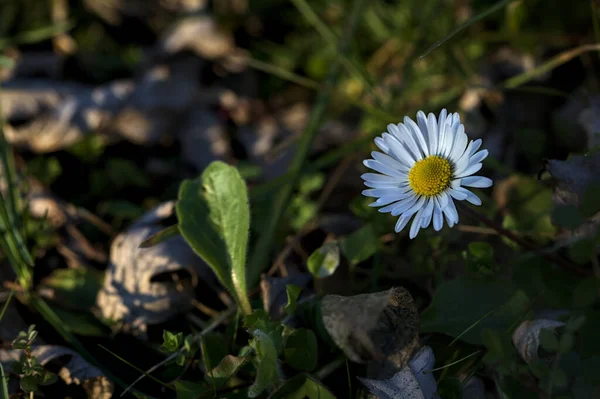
[{"x1": 408, "y1": 156, "x2": 452, "y2": 197}]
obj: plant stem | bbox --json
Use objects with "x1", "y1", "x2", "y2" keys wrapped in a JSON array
[
  {"x1": 457, "y1": 203, "x2": 591, "y2": 276},
  {"x1": 247, "y1": 0, "x2": 367, "y2": 287}
]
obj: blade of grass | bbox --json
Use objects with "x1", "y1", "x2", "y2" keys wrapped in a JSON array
[
  {"x1": 592, "y1": 0, "x2": 600, "y2": 45},
  {"x1": 97, "y1": 345, "x2": 174, "y2": 391},
  {"x1": 0, "y1": 284, "x2": 15, "y2": 322},
  {"x1": 420, "y1": 0, "x2": 517, "y2": 59},
  {"x1": 424, "y1": 350, "x2": 483, "y2": 373},
  {"x1": 139, "y1": 224, "x2": 179, "y2": 248},
  {"x1": 248, "y1": 0, "x2": 367, "y2": 287},
  {"x1": 290, "y1": 0, "x2": 387, "y2": 110},
  {"x1": 30, "y1": 296, "x2": 152, "y2": 396},
  {"x1": 0, "y1": 20, "x2": 75, "y2": 49},
  {"x1": 0, "y1": 363, "x2": 8, "y2": 399},
  {"x1": 503, "y1": 44, "x2": 600, "y2": 88},
  {"x1": 244, "y1": 55, "x2": 395, "y2": 121}
]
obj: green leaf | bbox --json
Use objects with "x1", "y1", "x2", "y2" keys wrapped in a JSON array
[
  {"x1": 307, "y1": 242, "x2": 340, "y2": 278},
  {"x1": 161, "y1": 330, "x2": 184, "y2": 353},
  {"x1": 52, "y1": 308, "x2": 110, "y2": 336},
  {"x1": 248, "y1": 330, "x2": 282, "y2": 398},
  {"x1": 573, "y1": 278, "x2": 599, "y2": 307},
  {"x1": 175, "y1": 380, "x2": 209, "y2": 399},
  {"x1": 465, "y1": 241, "x2": 495, "y2": 275},
  {"x1": 284, "y1": 285, "x2": 302, "y2": 315},
  {"x1": 38, "y1": 267, "x2": 103, "y2": 310},
  {"x1": 0, "y1": 363, "x2": 9, "y2": 399},
  {"x1": 436, "y1": 377, "x2": 462, "y2": 399},
  {"x1": 284, "y1": 328, "x2": 318, "y2": 371},
  {"x1": 269, "y1": 374, "x2": 335, "y2": 399},
  {"x1": 481, "y1": 328, "x2": 505, "y2": 361},
  {"x1": 20, "y1": 375, "x2": 37, "y2": 393},
  {"x1": 538, "y1": 328, "x2": 559, "y2": 352},
  {"x1": 551, "y1": 205, "x2": 585, "y2": 229},
  {"x1": 205, "y1": 355, "x2": 247, "y2": 389},
  {"x1": 176, "y1": 161, "x2": 252, "y2": 314},
  {"x1": 40, "y1": 371, "x2": 57, "y2": 386},
  {"x1": 558, "y1": 333, "x2": 574, "y2": 354},
  {"x1": 340, "y1": 224, "x2": 379, "y2": 265},
  {"x1": 580, "y1": 181, "x2": 600, "y2": 217},
  {"x1": 420, "y1": 277, "x2": 530, "y2": 345},
  {"x1": 201, "y1": 333, "x2": 229, "y2": 371},
  {"x1": 139, "y1": 225, "x2": 180, "y2": 248}
]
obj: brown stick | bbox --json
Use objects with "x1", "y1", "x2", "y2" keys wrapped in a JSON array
[{"x1": 457, "y1": 202, "x2": 591, "y2": 276}]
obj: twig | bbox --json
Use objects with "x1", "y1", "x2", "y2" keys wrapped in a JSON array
[
  {"x1": 120, "y1": 306, "x2": 237, "y2": 397},
  {"x1": 457, "y1": 203, "x2": 591, "y2": 276}
]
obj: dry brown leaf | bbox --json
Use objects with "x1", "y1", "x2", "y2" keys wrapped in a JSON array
[
  {"x1": 321, "y1": 287, "x2": 419, "y2": 379},
  {"x1": 96, "y1": 201, "x2": 214, "y2": 336},
  {"x1": 545, "y1": 152, "x2": 600, "y2": 238},
  {"x1": 1, "y1": 79, "x2": 133, "y2": 152},
  {"x1": 159, "y1": 16, "x2": 234, "y2": 60},
  {"x1": 0, "y1": 345, "x2": 113, "y2": 399},
  {"x1": 512, "y1": 319, "x2": 565, "y2": 365}
]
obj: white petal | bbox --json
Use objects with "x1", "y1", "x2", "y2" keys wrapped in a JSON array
[
  {"x1": 440, "y1": 122, "x2": 455, "y2": 158},
  {"x1": 453, "y1": 140, "x2": 476, "y2": 174},
  {"x1": 448, "y1": 188, "x2": 468, "y2": 201},
  {"x1": 374, "y1": 137, "x2": 390, "y2": 154},
  {"x1": 396, "y1": 124, "x2": 423, "y2": 161},
  {"x1": 443, "y1": 198, "x2": 459, "y2": 224},
  {"x1": 417, "y1": 111, "x2": 429, "y2": 148},
  {"x1": 426, "y1": 113, "x2": 438, "y2": 156},
  {"x1": 394, "y1": 214, "x2": 412, "y2": 233},
  {"x1": 437, "y1": 191, "x2": 450, "y2": 209},
  {"x1": 383, "y1": 133, "x2": 416, "y2": 165},
  {"x1": 362, "y1": 187, "x2": 411, "y2": 198},
  {"x1": 448, "y1": 124, "x2": 468, "y2": 163},
  {"x1": 372, "y1": 151, "x2": 410, "y2": 173},
  {"x1": 404, "y1": 116, "x2": 429, "y2": 157},
  {"x1": 363, "y1": 159, "x2": 407, "y2": 178},
  {"x1": 457, "y1": 163, "x2": 483, "y2": 178},
  {"x1": 461, "y1": 176, "x2": 493, "y2": 188},
  {"x1": 469, "y1": 149, "x2": 489, "y2": 164},
  {"x1": 409, "y1": 207, "x2": 425, "y2": 239},
  {"x1": 401, "y1": 196, "x2": 426, "y2": 217},
  {"x1": 469, "y1": 139, "x2": 482, "y2": 156},
  {"x1": 420, "y1": 198, "x2": 435, "y2": 228},
  {"x1": 361, "y1": 173, "x2": 403, "y2": 184},
  {"x1": 379, "y1": 194, "x2": 417, "y2": 214},
  {"x1": 463, "y1": 189, "x2": 482, "y2": 205},
  {"x1": 390, "y1": 195, "x2": 420, "y2": 216},
  {"x1": 433, "y1": 199, "x2": 444, "y2": 231},
  {"x1": 363, "y1": 180, "x2": 405, "y2": 189}
]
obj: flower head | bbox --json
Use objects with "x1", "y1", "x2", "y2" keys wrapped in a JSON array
[{"x1": 361, "y1": 110, "x2": 493, "y2": 239}]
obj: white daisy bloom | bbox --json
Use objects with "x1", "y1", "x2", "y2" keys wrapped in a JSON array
[{"x1": 361, "y1": 110, "x2": 493, "y2": 239}]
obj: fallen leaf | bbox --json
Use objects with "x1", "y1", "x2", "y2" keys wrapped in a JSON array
[
  {"x1": 321, "y1": 287, "x2": 419, "y2": 378},
  {"x1": 512, "y1": 319, "x2": 565, "y2": 364},
  {"x1": 96, "y1": 201, "x2": 214, "y2": 335},
  {"x1": 545, "y1": 152, "x2": 600, "y2": 238},
  {"x1": 358, "y1": 346, "x2": 440, "y2": 399},
  {"x1": 0, "y1": 345, "x2": 113, "y2": 399}
]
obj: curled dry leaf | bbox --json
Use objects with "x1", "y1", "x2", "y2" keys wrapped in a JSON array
[
  {"x1": 545, "y1": 152, "x2": 600, "y2": 238},
  {"x1": 159, "y1": 16, "x2": 235, "y2": 60},
  {"x1": 96, "y1": 201, "x2": 213, "y2": 335},
  {"x1": 176, "y1": 106, "x2": 232, "y2": 171},
  {"x1": 358, "y1": 346, "x2": 440, "y2": 399},
  {"x1": 1, "y1": 79, "x2": 133, "y2": 153},
  {"x1": 512, "y1": 319, "x2": 565, "y2": 364},
  {"x1": 321, "y1": 287, "x2": 419, "y2": 379},
  {"x1": 0, "y1": 345, "x2": 113, "y2": 399}
]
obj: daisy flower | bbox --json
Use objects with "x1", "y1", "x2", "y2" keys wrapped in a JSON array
[{"x1": 361, "y1": 110, "x2": 493, "y2": 239}]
